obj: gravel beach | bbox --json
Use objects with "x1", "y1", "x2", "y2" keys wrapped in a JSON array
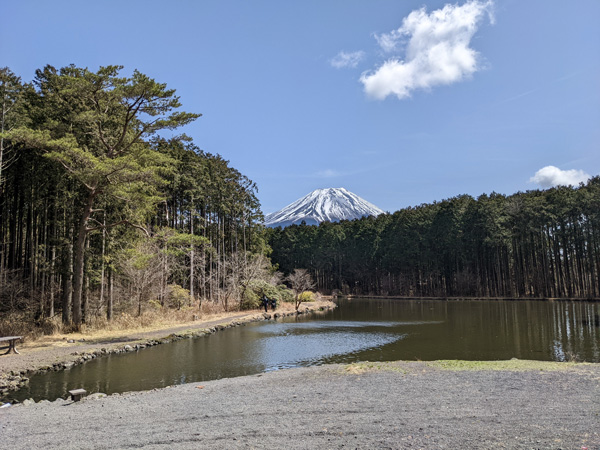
[{"x1": 1, "y1": 360, "x2": 599, "y2": 449}]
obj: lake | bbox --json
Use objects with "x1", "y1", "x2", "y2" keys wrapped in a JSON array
[{"x1": 9, "y1": 298, "x2": 600, "y2": 402}]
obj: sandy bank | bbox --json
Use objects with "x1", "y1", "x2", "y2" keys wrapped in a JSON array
[{"x1": 1, "y1": 360, "x2": 599, "y2": 449}]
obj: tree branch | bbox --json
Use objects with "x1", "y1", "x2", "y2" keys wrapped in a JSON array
[{"x1": 86, "y1": 219, "x2": 151, "y2": 237}]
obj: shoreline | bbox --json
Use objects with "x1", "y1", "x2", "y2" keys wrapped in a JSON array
[
  {"x1": 1, "y1": 360, "x2": 599, "y2": 449},
  {"x1": 0, "y1": 301, "x2": 336, "y2": 400},
  {"x1": 345, "y1": 294, "x2": 600, "y2": 302}
]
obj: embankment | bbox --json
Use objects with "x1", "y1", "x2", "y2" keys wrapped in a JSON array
[{"x1": 0, "y1": 301, "x2": 335, "y2": 399}]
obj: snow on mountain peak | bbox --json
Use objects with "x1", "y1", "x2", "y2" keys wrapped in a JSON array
[{"x1": 264, "y1": 187, "x2": 384, "y2": 228}]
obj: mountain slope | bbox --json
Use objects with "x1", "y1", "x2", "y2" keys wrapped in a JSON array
[{"x1": 264, "y1": 187, "x2": 384, "y2": 228}]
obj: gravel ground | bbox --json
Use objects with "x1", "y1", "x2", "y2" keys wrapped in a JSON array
[{"x1": 1, "y1": 361, "x2": 599, "y2": 449}]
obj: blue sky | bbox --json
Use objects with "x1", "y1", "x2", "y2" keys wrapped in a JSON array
[{"x1": 2, "y1": 0, "x2": 599, "y2": 214}]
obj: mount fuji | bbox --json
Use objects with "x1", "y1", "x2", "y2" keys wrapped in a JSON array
[{"x1": 264, "y1": 188, "x2": 384, "y2": 228}]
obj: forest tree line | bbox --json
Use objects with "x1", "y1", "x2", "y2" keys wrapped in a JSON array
[
  {"x1": 268, "y1": 179, "x2": 600, "y2": 299},
  {"x1": 0, "y1": 65, "x2": 277, "y2": 332}
]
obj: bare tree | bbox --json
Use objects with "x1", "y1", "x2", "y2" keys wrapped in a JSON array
[
  {"x1": 237, "y1": 253, "x2": 271, "y2": 309},
  {"x1": 287, "y1": 269, "x2": 316, "y2": 311},
  {"x1": 118, "y1": 240, "x2": 162, "y2": 316}
]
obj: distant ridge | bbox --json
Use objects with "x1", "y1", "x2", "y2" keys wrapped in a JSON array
[{"x1": 264, "y1": 187, "x2": 384, "y2": 228}]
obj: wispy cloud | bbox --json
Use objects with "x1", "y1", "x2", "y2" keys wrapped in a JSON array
[
  {"x1": 495, "y1": 71, "x2": 582, "y2": 106},
  {"x1": 330, "y1": 51, "x2": 365, "y2": 69},
  {"x1": 316, "y1": 169, "x2": 341, "y2": 178},
  {"x1": 530, "y1": 166, "x2": 590, "y2": 188},
  {"x1": 361, "y1": 0, "x2": 494, "y2": 100}
]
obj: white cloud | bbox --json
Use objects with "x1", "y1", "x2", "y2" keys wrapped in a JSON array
[
  {"x1": 374, "y1": 31, "x2": 402, "y2": 53},
  {"x1": 330, "y1": 51, "x2": 365, "y2": 69},
  {"x1": 361, "y1": 0, "x2": 494, "y2": 100},
  {"x1": 530, "y1": 166, "x2": 591, "y2": 188}
]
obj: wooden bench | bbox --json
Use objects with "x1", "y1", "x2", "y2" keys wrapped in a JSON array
[
  {"x1": 0, "y1": 336, "x2": 23, "y2": 355},
  {"x1": 68, "y1": 388, "x2": 87, "y2": 402}
]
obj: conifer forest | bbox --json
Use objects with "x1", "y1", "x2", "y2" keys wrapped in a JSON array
[
  {"x1": 0, "y1": 65, "x2": 268, "y2": 331},
  {"x1": 268, "y1": 179, "x2": 600, "y2": 299}
]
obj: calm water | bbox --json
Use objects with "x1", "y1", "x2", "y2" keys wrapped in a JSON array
[{"x1": 8, "y1": 298, "x2": 600, "y2": 402}]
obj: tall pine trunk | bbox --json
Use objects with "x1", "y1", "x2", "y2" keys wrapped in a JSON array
[{"x1": 72, "y1": 191, "x2": 95, "y2": 328}]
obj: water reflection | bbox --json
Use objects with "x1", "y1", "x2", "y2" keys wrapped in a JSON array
[
  {"x1": 253, "y1": 331, "x2": 406, "y2": 371},
  {"x1": 8, "y1": 299, "x2": 600, "y2": 402}
]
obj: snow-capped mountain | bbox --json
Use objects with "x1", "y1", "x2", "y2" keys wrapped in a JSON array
[{"x1": 264, "y1": 187, "x2": 384, "y2": 228}]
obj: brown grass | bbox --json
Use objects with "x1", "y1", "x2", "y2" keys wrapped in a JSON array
[{"x1": 4, "y1": 299, "x2": 334, "y2": 351}]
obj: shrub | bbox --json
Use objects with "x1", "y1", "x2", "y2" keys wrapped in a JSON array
[
  {"x1": 298, "y1": 291, "x2": 315, "y2": 302},
  {"x1": 241, "y1": 288, "x2": 261, "y2": 310},
  {"x1": 148, "y1": 299, "x2": 163, "y2": 310},
  {"x1": 240, "y1": 280, "x2": 294, "y2": 310},
  {"x1": 168, "y1": 284, "x2": 190, "y2": 310},
  {"x1": 277, "y1": 285, "x2": 295, "y2": 303}
]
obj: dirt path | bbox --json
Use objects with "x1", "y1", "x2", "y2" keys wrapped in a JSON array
[
  {"x1": 0, "y1": 312, "x2": 253, "y2": 377},
  {"x1": 1, "y1": 360, "x2": 599, "y2": 449}
]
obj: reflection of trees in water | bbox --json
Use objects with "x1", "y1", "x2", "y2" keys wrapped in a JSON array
[{"x1": 12, "y1": 300, "x2": 600, "y2": 403}]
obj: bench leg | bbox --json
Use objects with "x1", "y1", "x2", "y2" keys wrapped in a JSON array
[{"x1": 3, "y1": 341, "x2": 19, "y2": 355}]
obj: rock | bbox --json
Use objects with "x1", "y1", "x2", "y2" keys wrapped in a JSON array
[
  {"x1": 22, "y1": 398, "x2": 35, "y2": 407},
  {"x1": 63, "y1": 362, "x2": 74, "y2": 369},
  {"x1": 123, "y1": 345, "x2": 133, "y2": 351},
  {"x1": 86, "y1": 393, "x2": 107, "y2": 400},
  {"x1": 67, "y1": 339, "x2": 75, "y2": 343}
]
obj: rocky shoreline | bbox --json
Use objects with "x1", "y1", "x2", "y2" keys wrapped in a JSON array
[{"x1": 0, "y1": 303, "x2": 335, "y2": 402}]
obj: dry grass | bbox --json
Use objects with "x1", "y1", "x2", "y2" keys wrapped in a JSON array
[
  {"x1": 341, "y1": 359, "x2": 594, "y2": 378},
  {"x1": 428, "y1": 359, "x2": 582, "y2": 371},
  {"x1": 7, "y1": 299, "x2": 335, "y2": 351},
  {"x1": 0, "y1": 312, "x2": 61, "y2": 341},
  {"x1": 346, "y1": 359, "x2": 588, "y2": 374}
]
